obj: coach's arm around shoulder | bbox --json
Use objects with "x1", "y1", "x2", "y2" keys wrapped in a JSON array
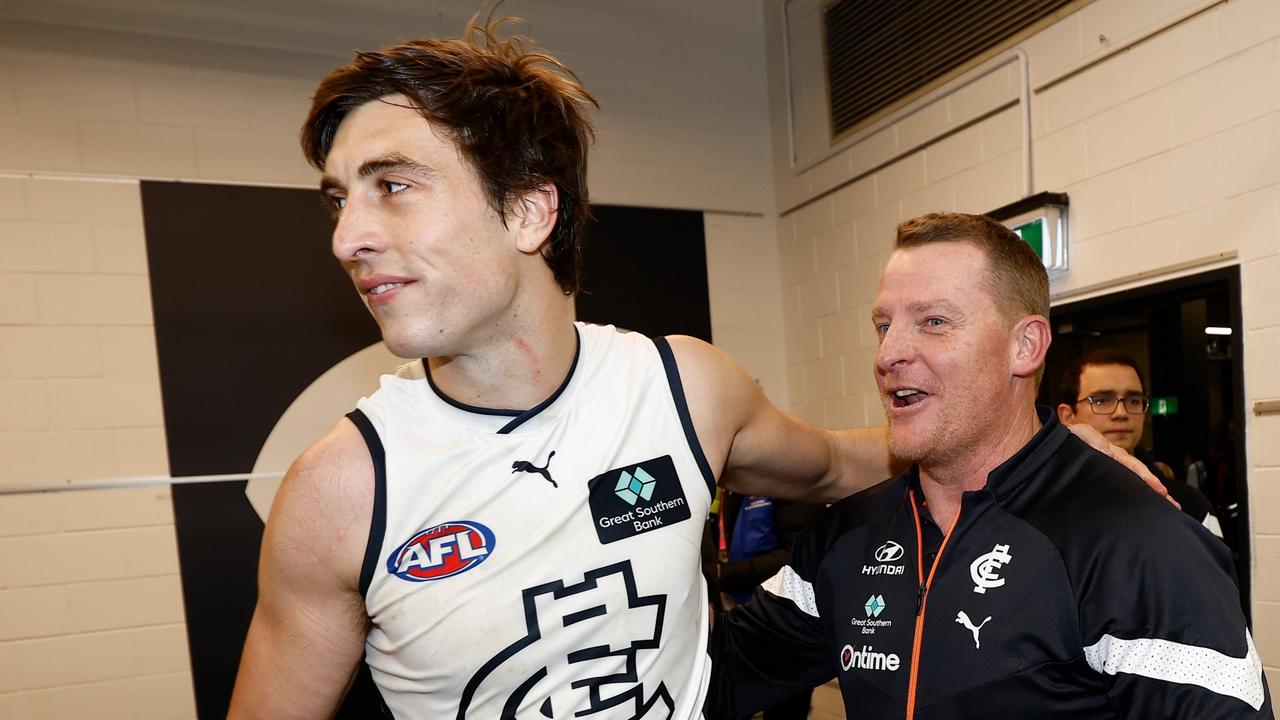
[{"x1": 228, "y1": 419, "x2": 374, "y2": 719}]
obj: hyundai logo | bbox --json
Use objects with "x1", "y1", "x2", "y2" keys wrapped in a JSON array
[{"x1": 874, "y1": 540, "x2": 904, "y2": 563}]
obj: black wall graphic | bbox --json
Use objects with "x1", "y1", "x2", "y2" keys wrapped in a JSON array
[
  {"x1": 141, "y1": 180, "x2": 709, "y2": 718},
  {"x1": 576, "y1": 204, "x2": 711, "y2": 342},
  {"x1": 142, "y1": 181, "x2": 382, "y2": 719}
]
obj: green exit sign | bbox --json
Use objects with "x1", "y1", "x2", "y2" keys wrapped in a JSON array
[
  {"x1": 993, "y1": 193, "x2": 1069, "y2": 276},
  {"x1": 1151, "y1": 396, "x2": 1179, "y2": 416},
  {"x1": 1013, "y1": 217, "x2": 1045, "y2": 258}
]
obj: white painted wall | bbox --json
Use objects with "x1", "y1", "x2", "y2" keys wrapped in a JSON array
[
  {"x1": 764, "y1": 0, "x2": 1280, "y2": 696},
  {"x1": 0, "y1": 5, "x2": 782, "y2": 715}
]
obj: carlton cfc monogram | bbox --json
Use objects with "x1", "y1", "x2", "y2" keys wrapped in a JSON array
[{"x1": 970, "y1": 543, "x2": 1013, "y2": 594}]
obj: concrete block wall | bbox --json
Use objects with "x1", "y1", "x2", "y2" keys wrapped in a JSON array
[
  {"x1": 0, "y1": 7, "x2": 781, "y2": 713},
  {"x1": 0, "y1": 172, "x2": 190, "y2": 717},
  {"x1": 765, "y1": 0, "x2": 1280, "y2": 690}
]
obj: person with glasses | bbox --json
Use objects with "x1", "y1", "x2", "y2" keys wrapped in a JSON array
[{"x1": 1057, "y1": 349, "x2": 1222, "y2": 537}]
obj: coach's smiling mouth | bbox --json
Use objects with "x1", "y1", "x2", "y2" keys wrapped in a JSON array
[{"x1": 891, "y1": 388, "x2": 930, "y2": 408}]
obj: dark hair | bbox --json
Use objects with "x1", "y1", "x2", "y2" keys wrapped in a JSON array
[
  {"x1": 1058, "y1": 349, "x2": 1146, "y2": 406},
  {"x1": 301, "y1": 14, "x2": 598, "y2": 294},
  {"x1": 895, "y1": 212, "x2": 1050, "y2": 324}
]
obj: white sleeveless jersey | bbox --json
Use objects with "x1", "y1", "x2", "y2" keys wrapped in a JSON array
[{"x1": 350, "y1": 323, "x2": 715, "y2": 719}]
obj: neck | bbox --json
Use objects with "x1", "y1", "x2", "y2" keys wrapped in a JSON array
[
  {"x1": 918, "y1": 398, "x2": 1041, "y2": 529},
  {"x1": 427, "y1": 292, "x2": 577, "y2": 411}
]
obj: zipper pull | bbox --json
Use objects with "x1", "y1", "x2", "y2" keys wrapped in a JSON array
[{"x1": 915, "y1": 582, "x2": 926, "y2": 615}]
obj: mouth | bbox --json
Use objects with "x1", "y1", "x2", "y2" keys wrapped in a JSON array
[
  {"x1": 357, "y1": 275, "x2": 415, "y2": 306},
  {"x1": 889, "y1": 387, "x2": 931, "y2": 409},
  {"x1": 368, "y1": 282, "x2": 406, "y2": 296}
]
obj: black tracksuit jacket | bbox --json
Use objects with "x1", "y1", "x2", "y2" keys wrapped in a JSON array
[{"x1": 709, "y1": 409, "x2": 1270, "y2": 719}]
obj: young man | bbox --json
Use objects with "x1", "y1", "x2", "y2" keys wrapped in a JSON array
[
  {"x1": 227, "y1": 20, "x2": 1161, "y2": 719},
  {"x1": 711, "y1": 213, "x2": 1268, "y2": 718},
  {"x1": 1059, "y1": 349, "x2": 1222, "y2": 537}
]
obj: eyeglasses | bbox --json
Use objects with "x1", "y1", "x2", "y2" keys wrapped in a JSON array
[{"x1": 1076, "y1": 394, "x2": 1150, "y2": 414}]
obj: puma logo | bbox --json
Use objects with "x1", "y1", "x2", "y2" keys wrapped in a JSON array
[
  {"x1": 512, "y1": 451, "x2": 557, "y2": 488},
  {"x1": 955, "y1": 610, "x2": 992, "y2": 649}
]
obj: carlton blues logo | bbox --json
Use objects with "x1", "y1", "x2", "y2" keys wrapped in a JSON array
[
  {"x1": 459, "y1": 560, "x2": 674, "y2": 719},
  {"x1": 386, "y1": 520, "x2": 496, "y2": 582}
]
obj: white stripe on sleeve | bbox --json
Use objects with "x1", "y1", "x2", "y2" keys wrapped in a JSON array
[
  {"x1": 759, "y1": 565, "x2": 819, "y2": 618},
  {"x1": 1083, "y1": 630, "x2": 1264, "y2": 710},
  {"x1": 1203, "y1": 513, "x2": 1224, "y2": 538}
]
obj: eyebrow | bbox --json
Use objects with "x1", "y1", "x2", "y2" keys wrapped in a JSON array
[
  {"x1": 871, "y1": 299, "x2": 965, "y2": 318},
  {"x1": 908, "y1": 299, "x2": 963, "y2": 315},
  {"x1": 319, "y1": 152, "x2": 436, "y2": 195}
]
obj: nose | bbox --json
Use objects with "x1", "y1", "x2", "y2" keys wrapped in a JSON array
[
  {"x1": 331, "y1": 196, "x2": 383, "y2": 264},
  {"x1": 875, "y1": 322, "x2": 914, "y2": 375}
]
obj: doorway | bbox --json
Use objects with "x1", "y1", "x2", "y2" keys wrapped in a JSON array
[{"x1": 1038, "y1": 266, "x2": 1250, "y2": 614}]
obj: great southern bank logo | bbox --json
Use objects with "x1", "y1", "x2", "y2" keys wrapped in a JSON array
[
  {"x1": 614, "y1": 466, "x2": 657, "y2": 505},
  {"x1": 587, "y1": 456, "x2": 692, "y2": 545},
  {"x1": 864, "y1": 594, "x2": 886, "y2": 618},
  {"x1": 852, "y1": 594, "x2": 893, "y2": 635},
  {"x1": 387, "y1": 520, "x2": 495, "y2": 582}
]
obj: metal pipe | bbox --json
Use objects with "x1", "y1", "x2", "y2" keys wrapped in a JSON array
[{"x1": 0, "y1": 470, "x2": 286, "y2": 496}]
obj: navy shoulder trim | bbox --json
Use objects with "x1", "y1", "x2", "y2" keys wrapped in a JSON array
[
  {"x1": 653, "y1": 337, "x2": 717, "y2": 500},
  {"x1": 346, "y1": 409, "x2": 387, "y2": 599}
]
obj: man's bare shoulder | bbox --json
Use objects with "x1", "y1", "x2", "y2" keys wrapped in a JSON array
[
  {"x1": 659, "y1": 336, "x2": 757, "y2": 467},
  {"x1": 265, "y1": 417, "x2": 375, "y2": 591},
  {"x1": 661, "y1": 335, "x2": 756, "y2": 406}
]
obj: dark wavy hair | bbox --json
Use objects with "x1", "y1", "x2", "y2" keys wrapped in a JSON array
[{"x1": 301, "y1": 14, "x2": 598, "y2": 294}]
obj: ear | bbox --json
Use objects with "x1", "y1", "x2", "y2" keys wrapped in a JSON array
[
  {"x1": 1057, "y1": 403, "x2": 1077, "y2": 425},
  {"x1": 511, "y1": 182, "x2": 559, "y2": 255},
  {"x1": 1009, "y1": 314, "x2": 1050, "y2": 379}
]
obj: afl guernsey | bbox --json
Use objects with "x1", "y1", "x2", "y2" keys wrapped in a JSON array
[{"x1": 349, "y1": 323, "x2": 716, "y2": 719}]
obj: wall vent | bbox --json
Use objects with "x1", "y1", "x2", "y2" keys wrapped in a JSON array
[{"x1": 824, "y1": 0, "x2": 1075, "y2": 138}]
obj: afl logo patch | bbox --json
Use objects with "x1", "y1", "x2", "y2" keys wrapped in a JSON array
[{"x1": 387, "y1": 521, "x2": 496, "y2": 582}]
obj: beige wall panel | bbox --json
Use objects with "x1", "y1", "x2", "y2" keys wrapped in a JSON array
[
  {"x1": 0, "y1": 273, "x2": 36, "y2": 325},
  {"x1": 0, "y1": 379, "x2": 47, "y2": 431},
  {"x1": 0, "y1": 327, "x2": 100, "y2": 379},
  {"x1": 80, "y1": 122, "x2": 198, "y2": 178},
  {"x1": 0, "y1": 430, "x2": 116, "y2": 488},
  {"x1": 25, "y1": 179, "x2": 142, "y2": 225},
  {"x1": 0, "y1": 116, "x2": 80, "y2": 171},
  {"x1": 0, "y1": 220, "x2": 95, "y2": 273},
  {"x1": 0, "y1": 493, "x2": 60, "y2": 539},
  {"x1": 91, "y1": 223, "x2": 149, "y2": 275}
]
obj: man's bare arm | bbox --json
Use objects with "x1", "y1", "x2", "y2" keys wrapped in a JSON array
[
  {"x1": 667, "y1": 336, "x2": 897, "y2": 503},
  {"x1": 228, "y1": 419, "x2": 374, "y2": 719}
]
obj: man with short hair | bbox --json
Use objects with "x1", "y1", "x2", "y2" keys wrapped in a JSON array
[
  {"x1": 710, "y1": 212, "x2": 1268, "y2": 718},
  {"x1": 1058, "y1": 349, "x2": 1222, "y2": 537}
]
